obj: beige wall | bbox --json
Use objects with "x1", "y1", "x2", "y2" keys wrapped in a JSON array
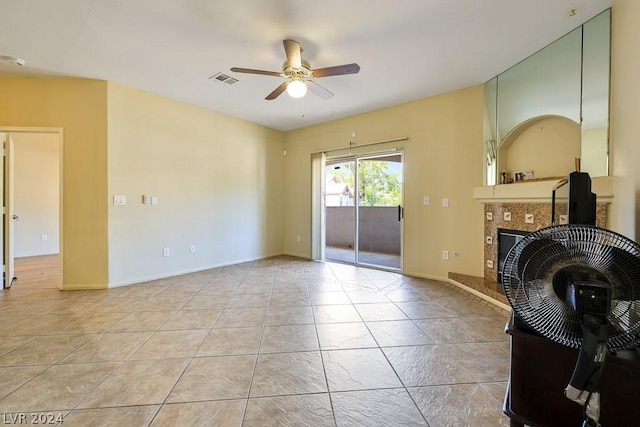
[
  {"x1": 284, "y1": 86, "x2": 485, "y2": 280},
  {"x1": 610, "y1": 0, "x2": 640, "y2": 240},
  {"x1": 0, "y1": 0, "x2": 636, "y2": 289},
  {"x1": 12, "y1": 133, "x2": 60, "y2": 257},
  {"x1": 502, "y1": 116, "x2": 581, "y2": 179},
  {"x1": 0, "y1": 78, "x2": 108, "y2": 289},
  {"x1": 107, "y1": 83, "x2": 285, "y2": 285}
]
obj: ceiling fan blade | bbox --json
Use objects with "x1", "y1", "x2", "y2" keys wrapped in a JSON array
[
  {"x1": 230, "y1": 67, "x2": 282, "y2": 77},
  {"x1": 307, "y1": 80, "x2": 334, "y2": 100},
  {"x1": 265, "y1": 82, "x2": 289, "y2": 100},
  {"x1": 283, "y1": 39, "x2": 302, "y2": 69},
  {"x1": 312, "y1": 63, "x2": 360, "y2": 78}
]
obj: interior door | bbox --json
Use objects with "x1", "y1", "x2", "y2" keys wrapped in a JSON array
[
  {"x1": 4, "y1": 135, "x2": 15, "y2": 288},
  {"x1": 0, "y1": 132, "x2": 4, "y2": 288},
  {"x1": 356, "y1": 153, "x2": 403, "y2": 270}
]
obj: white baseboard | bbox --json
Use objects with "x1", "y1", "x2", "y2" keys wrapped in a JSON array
[{"x1": 107, "y1": 252, "x2": 285, "y2": 289}]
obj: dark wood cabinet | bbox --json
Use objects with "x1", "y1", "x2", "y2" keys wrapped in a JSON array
[{"x1": 504, "y1": 313, "x2": 640, "y2": 427}]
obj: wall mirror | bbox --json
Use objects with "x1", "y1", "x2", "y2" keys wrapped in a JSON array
[{"x1": 484, "y1": 8, "x2": 610, "y2": 185}]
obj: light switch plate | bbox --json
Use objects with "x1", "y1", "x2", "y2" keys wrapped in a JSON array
[
  {"x1": 423, "y1": 196, "x2": 430, "y2": 206},
  {"x1": 442, "y1": 198, "x2": 449, "y2": 208}
]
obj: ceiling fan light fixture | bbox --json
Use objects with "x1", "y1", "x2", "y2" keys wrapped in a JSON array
[{"x1": 287, "y1": 80, "x2": 307, "y2": 98}]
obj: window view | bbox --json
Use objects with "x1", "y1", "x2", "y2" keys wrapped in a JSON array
[{"x1": 325, "y1": 154, "x2": 402, "y2": 269}]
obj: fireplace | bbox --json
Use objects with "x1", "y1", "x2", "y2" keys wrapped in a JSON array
[
  {"x1": 497, "y1": 228, "x2": 530, "y2": 283},
  {"x1": 449, "y1": 178, "x2": 614, "y2": 307}
]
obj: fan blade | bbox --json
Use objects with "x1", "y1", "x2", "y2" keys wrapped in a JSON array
[
  {"x1": 230, "y1": 67, "x2": 282, "y2": 77},
  {"x1": 265, "y1": 82, "x2": 289, "y2": 100},
  {"x1": 307, "y1": 80, "x2": 334, "y2": 100},
  {"x1": 312, "y1": 63, "x2": 360, "y2": 78},
  {"x1": 283, "y1": 39, "x2": 302, "y2": 69}
]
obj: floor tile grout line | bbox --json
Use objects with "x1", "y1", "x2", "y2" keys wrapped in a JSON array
[
  {"x1": 309, "y1": 277, "x2": 339, "y2": 427},
  {"x1": 152, "y1": 261, "x2": 256, "y2": 425},
  {"x1": 241, "y1": 260, "x2": 275, "y2": 426}
]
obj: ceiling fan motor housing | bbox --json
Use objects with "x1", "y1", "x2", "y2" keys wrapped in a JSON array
[{"x1": 283, "y1": 60, "x2": 311, "y2": 78}]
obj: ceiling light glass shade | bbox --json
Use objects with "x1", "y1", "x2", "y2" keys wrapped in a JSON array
[{"x1": 287, "y1": 80, "x2": 307, "y2": 98}]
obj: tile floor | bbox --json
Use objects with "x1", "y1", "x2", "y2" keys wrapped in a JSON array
[{"x1": 0, "y1": 256, "x2": 511, "y2": 426}]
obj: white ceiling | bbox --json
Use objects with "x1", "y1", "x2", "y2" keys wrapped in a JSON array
[{"x1": 0, "y1": 0, "x2": 612, "y2": 132}]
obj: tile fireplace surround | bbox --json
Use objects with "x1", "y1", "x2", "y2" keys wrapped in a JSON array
[{"x1": 450, "y1": 177, "x2": 613, "y2": 306}]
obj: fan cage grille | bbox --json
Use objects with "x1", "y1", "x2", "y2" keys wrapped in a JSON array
[{"x1": 502, "y1": 225, "x2": 640, "y2": 352}]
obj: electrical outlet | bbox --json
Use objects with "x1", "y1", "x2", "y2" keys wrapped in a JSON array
[
  {"x1": 487, "y1": 260, "x2": 494, "y2": 268},
  {"x1": 504, "y1": 211, "x2": 512, "y2": 221},
  {"x1": 151, "y1": 196, "x2": 158, "y2": 205},
  {"x1": 441, "y1": 198, "x2": 449, "y2": 208},
  {"x1": 190, "y1": 245, "x2": 196, "y2": 253},
  {"x1": 162, "y1": 248, "x2": 170, "y2": 257},
  {"x1": 142, "y1": 195, "x2": 150, "y2": 204},
  {"x1": 113, "y1": 195, "x2": 126, "y2": 206},
  {"x1": 525, "y1": 213, "x2": 534, "y2": 224},
  {"x1": 442, "y1": 250, "x2": 449, "y2": 260},
  {"x1": 41, "y1": 234, "x2": 48, "y2": 241}
]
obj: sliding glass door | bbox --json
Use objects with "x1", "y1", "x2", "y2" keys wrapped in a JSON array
[{"x1": 324, "y1": 152, "x2": 403, "y2": 270}]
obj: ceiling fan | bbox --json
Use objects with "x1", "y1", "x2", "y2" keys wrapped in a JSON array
[{"x1": 230, "y1": 39, "x2": 360, "y2": 100}]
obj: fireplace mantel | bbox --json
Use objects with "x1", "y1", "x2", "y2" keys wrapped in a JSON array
[{"x1": 473, "y1": 176, "x2": 614, "y2": 203}]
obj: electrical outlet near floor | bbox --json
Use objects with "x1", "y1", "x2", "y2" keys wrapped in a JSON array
[
  {"x1": 162, "y1": 248, "x2": 170, "y2": 257},
  {"x1": 442, "y1": 250, "x2": 449, "y2": 260}
]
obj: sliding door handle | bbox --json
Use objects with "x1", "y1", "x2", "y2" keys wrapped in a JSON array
[{"x1": 398, "y1": 205, "x2": 404, "y2": 221}]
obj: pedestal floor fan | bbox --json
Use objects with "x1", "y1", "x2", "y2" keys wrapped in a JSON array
[{"x1": 502, "y1": 224, "x2": 640, "y2": 426}]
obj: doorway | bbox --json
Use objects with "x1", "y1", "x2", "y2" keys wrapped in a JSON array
[
  {"x1": 0, "y1": 128, "x2": 62, "y2": 289},
  {"x1": 324, "y1": 152, "x2": 403, "y2": 270}
]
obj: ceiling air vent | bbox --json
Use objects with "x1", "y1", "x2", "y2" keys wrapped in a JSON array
[{"x1": 209, "y1": 72, "x2": 238, "y2": 86}]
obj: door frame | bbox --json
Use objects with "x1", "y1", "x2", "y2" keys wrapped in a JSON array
[
  {"x1": 320, "y1": 149, "x2": 404, "y2": 271},
  {"x1": 0, "y1": 127, "x2": 63, "y2": 289}
]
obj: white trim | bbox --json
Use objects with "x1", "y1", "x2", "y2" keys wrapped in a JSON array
[{"x1": 107, "y1": 252, "x2": 287, "y2": 288}]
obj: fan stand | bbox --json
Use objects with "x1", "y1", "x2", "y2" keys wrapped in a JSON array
[{"x1": 565, "y1": 316, "x2": 608, "y2": 427}]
